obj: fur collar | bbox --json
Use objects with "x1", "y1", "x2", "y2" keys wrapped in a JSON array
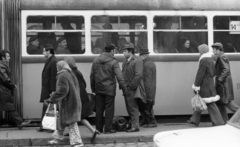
[{"x1": 199, "y1": 52, "x2": 212, "y2": 62}]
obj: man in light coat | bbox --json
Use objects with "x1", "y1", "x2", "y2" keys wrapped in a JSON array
[
  {"x1": 212, "y1": 42, "x2": 239, "y2": 123},
  {"x1": 122, "y1": 42, "x2": 143, "y2": 132}
]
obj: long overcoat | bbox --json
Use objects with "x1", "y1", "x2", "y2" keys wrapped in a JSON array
[
  {"x1": 0, "y1": 61, "x2": 16, "y2": 111},
  {"x1": 215, "y1": 52, "x2": 234, "y2": 103},
  {"x1": 49, "y1": 69, "x2": 82, "y2": 127},
  {"x1": 142, "y1": 57, "x2": 156, "y2": 102},
  {"x1": 40, "y1": 55, "x2": 57, "y2": 102},
  {"x1": 71, "y1": 66, "x2": 93, "y2": 118},
  {"x1": 194, "y1": 55, "x2": 216, "y2": 98}
]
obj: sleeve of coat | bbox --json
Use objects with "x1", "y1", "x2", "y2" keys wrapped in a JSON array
[
  {"x1": 113, "y1": 61, "x2": 127, "y2": 93},
  {"x1": 49, "y1": 75, "x2": 69, "y2": 103},
  {"x1": 129, "y1": 59, "x2": 143, "y2": 90},
  {"x1": 194, "y1": 59, "x2": 207, "y2": 87},
  {"x1": 218, "y1": 56, "x2": 230, "y2": 83},
  {"x1": 0, "y1": 68, "x2": 15, "y2": 90},
  {"x1": 144, "y1": 62, "x2": 156, "y2": 101},
  {"x1": 90, "y1": 64, "x2": 95, "y2": 93},
  {"x1": 50, "y1": 59, "x2": 57, "y2": 92}
]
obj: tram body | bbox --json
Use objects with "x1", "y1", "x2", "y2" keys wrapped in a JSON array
[{"x1": 5, "y1": 0, "x2": 240, "y2": 119}]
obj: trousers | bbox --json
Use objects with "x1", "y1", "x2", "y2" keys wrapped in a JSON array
[
  {"x1": 217, "y1": 100, "x2": 239, "y2": 123},
  {"x1": 139, "y1": 100, "x2": 157, "y2": 125}
]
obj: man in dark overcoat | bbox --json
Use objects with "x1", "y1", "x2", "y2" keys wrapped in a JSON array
[
  {"x1": 212, "y1": 42, "x2": 239, "y2": 123},
  {"x1": 122, "y1": 42, "x2": 143, "y2": 132},
  {"x1": 90, "y1": 43, "x2": 127, "y2": 134},
  {"x1": 0, "y1": 50, "x2": 31, "y2": 129},
  {"x1": 139, "y1": 49, "x2": 157, "y2": 128},
  {"x1": 37, "y1": 44, "x2": 57, "y2": 132}
]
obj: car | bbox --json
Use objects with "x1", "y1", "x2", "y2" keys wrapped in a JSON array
[{"x1": 153, "y1": 109, "x2": 240, "y2": 147}]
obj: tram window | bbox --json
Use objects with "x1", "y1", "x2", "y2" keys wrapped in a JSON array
[
  {"x1": 26, "y1": 16, "x2": 85, "y2": 55},
  {"x1": 91, "y1": 15, "x2": 147, "y2": 54},
  {"x1": 153, "y1": 16, "x2": 208, "y2": 53},
  {"x1": 213, "y1": 16, "x2": 240, "y2": 52}
]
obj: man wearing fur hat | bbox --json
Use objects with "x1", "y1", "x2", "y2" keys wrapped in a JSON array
[
  {"x1": 139, "y1": 49, "x2": 157, "y2": 128},
  {"x1": 212, "y1": 42, "x2": 239, "y2": 123},
  {"x1": 27, "y1": 36, "x2": 42, "y2": 54},
  {"x1": 188, "y1": 44, "x2": 225, "y2": 126},
  {"x1": 122, "y1": 42, "x2": 143, "y2": 132},
  {"x1": 90, "y1": 42, "x2": 127, "y2": 134}
]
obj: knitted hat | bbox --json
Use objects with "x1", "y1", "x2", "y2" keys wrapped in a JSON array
[
  {"x1": 57, "y1": 37, "x2": 66, "y2": 43},
  {"x1": 29, "y1": 36, "x2": 38, "y2": 42},
  {"x1": 104, "y1": 42, "x2": 116, "y2": 52},
  {"x1": 198, "y1": 44, "x2": 209, "y2": 54}
]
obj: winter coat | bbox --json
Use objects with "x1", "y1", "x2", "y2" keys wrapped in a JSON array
[
  {"x1": 56, "y1": 45, "x2": 71, "y2": 54},
  {"x1": 49, "y1": 69, "x2": 81, "y2": 126},
  {"x1": 71, "y1": 67, "x2": 93, "y2": 118},
  {"x1": 40, "y1": 55, "x2": 57, "y2": 102},
  {"x1": 0, "y1": 61, "x2": 16, "y2": 111},
  {"x1": 122, "y1": 55, "x2": 143, "y2": 90},
  {"x1": 193, "y1": 53, "x2": 217, "y2": 98},
  {"x1": 142, "y1": 57, "x2": 156, "y2": 102},
  {"x1": 215, "y1": 52, "x2": 234, "y2": 104},
  {"x1": 90, "y1": 52, "x2": 126, "y2": 96},
  {"x1": 27, "y1": 44, "x2": 42, "y2": 55}
]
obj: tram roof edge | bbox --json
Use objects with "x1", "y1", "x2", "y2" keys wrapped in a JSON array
[{"x1": 20, "y1": 0, "x2": 240, "y2": 11}]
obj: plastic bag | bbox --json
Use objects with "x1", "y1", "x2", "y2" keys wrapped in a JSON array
[
  {"x1": 191, "y1": 93, "x2": 208, "y2": 112},
  {"x1": 42, "y1": 104, "x2": 57, "y2": 130}
]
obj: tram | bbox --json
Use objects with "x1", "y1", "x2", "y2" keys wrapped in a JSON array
[{"x1": 1, "y1": 0, "x2": 240, "y2": 121}]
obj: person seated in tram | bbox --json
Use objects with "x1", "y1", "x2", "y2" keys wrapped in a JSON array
[
  {"x1": 27, "y1": 36, "x2": 42, "y2": 55},
  {"x1": 56, "y1": 37, "x2": 71, "y2": 54},
  {"x1": 92, "y1": 38, "x2": 104, "y2": 54},
  {"x1": 176, "y1": 37, "x2": 198, "y2": 53},
  {"x1": 116, "y1": 38, "x2": 127, "y2": 54}
]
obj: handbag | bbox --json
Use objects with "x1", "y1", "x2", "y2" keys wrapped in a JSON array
[
  {"x1": 191, "y1": 93, "x2": 208, "y2": 112},
  {"x1": 42, "y1": 104, "x2": 57, "y2": 130},
  {"x1": 112, "y1": 116, "x2": 127, "y2": 132},
  {"x1": 88, "y1": 93, "x2": 96, "y2": 112}
]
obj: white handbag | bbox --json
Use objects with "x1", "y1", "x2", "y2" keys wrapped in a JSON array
[{"x1": 42, "y1": 104, "x2": 57, "y2": 130}]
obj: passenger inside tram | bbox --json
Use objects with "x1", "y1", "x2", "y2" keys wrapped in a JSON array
[
  {"x1": 56, "y1": 37, "x2": 71, "y2": 54},
  {"x1": 27, "y1": 36, "x2": 42, "y2": 55},
  {"x1": 92, "y1": 38, "x2": 104, "y2": 54},
  {"x1": 116, "y1": 38, "x2": 127, "y2": 54},
  {"x1": 61, "y1": 20, "x2": 84, "y2": 54},
  {"x1": 176, "y1": 37, "x2": 198, "y2": 53}
]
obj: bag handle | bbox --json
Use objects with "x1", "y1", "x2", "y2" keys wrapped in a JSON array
[{"x1": 45, "y1": 104, "x2": 57, "y2": 115}]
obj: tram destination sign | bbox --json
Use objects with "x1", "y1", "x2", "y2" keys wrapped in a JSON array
[{"x1": 230, "y1": 21, "x2": 240, "y2": 34}]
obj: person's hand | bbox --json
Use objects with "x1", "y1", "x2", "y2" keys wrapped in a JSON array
[{"x1": 44, "y1": 99, "x2": 51, "y2": 105}]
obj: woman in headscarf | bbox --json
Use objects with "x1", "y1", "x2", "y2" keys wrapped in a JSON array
[
  {"x1": 46, "y1": 60, "x2": 83, "y2": 147},
  {"x1": 64, "y1": 56, "x2": 100, "y2": 143}
]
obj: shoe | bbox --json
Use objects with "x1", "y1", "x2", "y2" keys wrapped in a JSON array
[
  {"x1": 187, "y1": 120, "x2": 199, "y2": 127},
  {"x1": 64, "y1": 133, "x2": 69, "y2": 136},
  {"x1": 46, "y1": 129, "x2": 54, "y2": 133},
  {"x1": 52, "y1": 130, "x2": 64, "y2": 140},
  {"x1": 36, "y1": 127, "x2": 45, "y2": 132},
  {"x1": 126, "y1": 128, "x2": 139, "y2": 132},
  {"x1": 143, "y1": 124, "x2": 157, "y2": 128},
  {"x1": 18, "y1": 120, "x2": 31, "y2": 130},
  {"x1": 91, "y1": 130, "x2": 100, "y2": 143},
  {"x1": 48, "y1": 139, "x2": 59, "y2": 144},
  {"x1": 104, "y1": 130, "x2": 116, "y2": 134},
  {"x1": 140, "y1": 121, "x2": 147, "y2": 126}
]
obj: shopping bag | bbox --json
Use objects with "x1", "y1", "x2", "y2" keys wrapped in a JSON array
[
  {"x1": 42, "y1": 104, "x2": 57, "y2": 130},
  {"x1": 191, "y1": 93, "x2": 208, "y2": 112}
]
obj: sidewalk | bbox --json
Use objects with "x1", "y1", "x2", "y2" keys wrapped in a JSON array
[{"x1": 0, "y1": 123, "x2": 212, "y2": 146}]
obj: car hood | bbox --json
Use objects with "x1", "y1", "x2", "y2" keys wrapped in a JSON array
[{"x1": 153, "y1": 124, "x2": 240, "y2": 147}]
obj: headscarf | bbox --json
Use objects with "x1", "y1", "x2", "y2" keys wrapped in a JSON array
[{"x1": 57, "y1": 60, "x2": 71, "y2": 73}]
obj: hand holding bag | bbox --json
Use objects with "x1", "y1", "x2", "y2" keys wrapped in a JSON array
[
  {"x1": 42, "y1": 104, "x2": 57, "y2": 130},
  {"x1": 191, "y1": 92, "x2": 208, "y2": 112}
]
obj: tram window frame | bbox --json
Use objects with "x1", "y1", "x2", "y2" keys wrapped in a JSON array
[
  {"x1": 90, "y1": 15, "x2": 148, "y2": 54},
  {"x1": 213, "y1": 15, "x2": 240, "y2": 53},
  {"x1": 26, "y1": 15, "x2": 85, "y2": 55},
  {"x1": 153, "y1": 16, "x2": 208, "y2": 54}
]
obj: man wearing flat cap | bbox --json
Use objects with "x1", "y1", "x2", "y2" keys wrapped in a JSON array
[
  {"x1": 27, "y1": 36, "x2": 42, "y2": 54},
  {"x1": 122, "y1": 42, "x2": 143, "y2": 132},
  {"x1": 90, "y1": 42, "x2": 127, "y2": 134},
  {"x1": 139, "y1": 49, "x2": 157, "y2": 128},
  {"x1": 212, "y1": 42, "x2": 239, "y2": 123}
]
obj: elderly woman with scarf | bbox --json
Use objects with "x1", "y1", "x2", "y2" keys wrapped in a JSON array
[
  {"x1": 187, "y1": 44, "x2": 225, "y2": 127},
  {"x1": 45, "y1": 60, "x2": 83, "y2": 147},
  {"x1": 64, "y1": 56, "x2": 100, "y2": 143}
]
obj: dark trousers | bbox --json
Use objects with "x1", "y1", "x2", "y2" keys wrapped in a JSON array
[
  {"x1": 7, "y1": 110, "x2": 23, "y2": 125},
  {"x1": 217, "y1": 101, "x2": 239, "y2": 123},
  {"x1": 139, "y1": 100, "x2": 157, "y2": 125},
  {"x1": 95, "y1": 94, "x2": 115, "y2": 132},
  {"x1": 124, "y1": 89, "x2": 140, "y2": 129},
  {"x1": 190, "y1": 102, "x2": 225, "y2": 126}
]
